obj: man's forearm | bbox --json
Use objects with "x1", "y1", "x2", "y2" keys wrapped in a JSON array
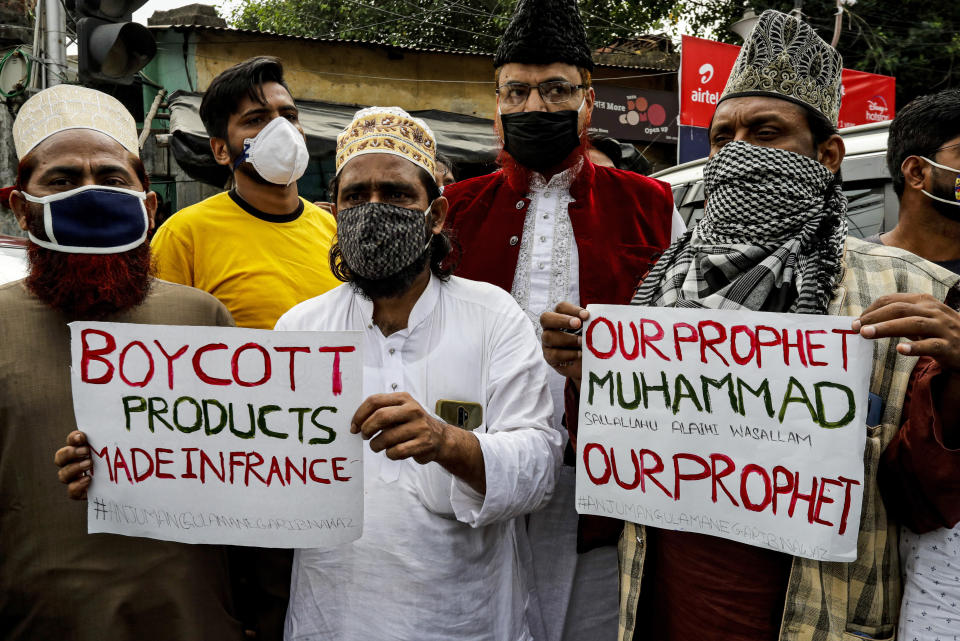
[{"x1": 437, "y1": 425, "x2": 486, "y2": 495}]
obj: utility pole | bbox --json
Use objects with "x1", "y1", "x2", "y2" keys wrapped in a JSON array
[{"x1": 43, "y1": 0, "x2": 67, "y2": 86}]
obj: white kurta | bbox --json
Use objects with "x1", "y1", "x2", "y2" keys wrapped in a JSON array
[
  {"x1": 277, "y1": 275, "x2": 561, "y2": 641},
  {"x1": 898, "y1": 525, "x2": 960, "y2": 641},
  {"x1": 513, "y1": 164, "x2": 686, "y2": 641}
]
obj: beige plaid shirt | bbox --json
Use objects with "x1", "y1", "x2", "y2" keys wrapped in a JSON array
[{"x1": 617, "y1": 237, "x2": 960, "y2": 641}]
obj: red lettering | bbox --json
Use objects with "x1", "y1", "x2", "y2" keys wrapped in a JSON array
[
  {"x1": 782, "y1": 329, "x2": 808, "y2": 367},
  {"x1": 755, "y1": 325, "x2": 781, "y2": 368},
  {"x1": 193, "y1": 344, "x2": 231, "y2": 386},
  {"x1": 672, "y1": 322, "x2": 697, "y2": 360},
  {"x1": 154, "y1": 342, "x2": 189, "y2": 389},
  {"x1": 673, "y1": 452, "x2": 710, "y2": 500},
  {"x1": 155, "y1": 448, "x2": 175, "y2": 479},
  {"x1": 199, "y1": 450, "x2": 225, "y2": 484},
  {"x1": 265, "y1": 456, "x2": 286, "y2": 486},
  {"x1": 318, "y1": 346, "x2": 357, "y2": 396},
  {"x1": 583, "y1": 442, "x2": 612, "y2": 485},
  {"x1": 308, "y1": 458, "x2": 330, "y2": 484},
  {"x1": 90, "y1": 445, "x2": 114, "y2": 483},
  {"x1": 830, "y1": 328, "x2": 859, "y2": 371},
  {"x1": 639, "y1": 449, "x2": 672, "y2": 498},
  {"x1": 789, "y1": 476, "x2": 818, "y2": 523},
  {"x1": 772, "y1": 465, "x2": 795, "y2": 515},
  {"x1": 611, "y1": 448, "x2": 641, "y2": 490},
  {"x1": 113, "y1": 448, "x2": 134, "y2": 483},
  {"x1": 836, "y1": 475, "x2": 861, "y2": 535},
  {"x1": 730, "y1": 325, "x2": 757, "y2": 366},
  {"x1": 130, "y1": 448, "x2": 154, "y2": 482},
  {"x1": 698, "y1": 321, "x2": 730, "y2": 366},
  {"x1": 740, "y1": 464, "x2": 772, "y2": 512},
  {"x1": 640, "y1": 319, "x2": 670, "y2": 361},
  {"x1": 244, "y1": 452, "x2": 267, "y2": 486},
  {"x1": 182, "y1": 447, "x2": 198, "y2": 479},
  {"x1": 332, "y1": 456, "x2": 351, "y2": 481},
  {"x1": 232, "y1": 343, "x2": 272, "y2": 387},
  {"x1": 709, "y1": 453, "x2": 739, "y2": 506},
  {"x1": 814, "y1": 477, "x2": 841, "y2": 527},
  {"x1": 274, "y1": 346, "x2": 310, "y2": 391},
  {"x1": 805, "y1": 330, "x2": 828, "y2": 366},
  {"x1": 617, "y1": 321, "x2": 639, "y2": 360},
  {"x1": 81, "y1": 328, "x2": 116, "y2": 384},
  {"x1": 118, "y1": 341, "x2": 155, "y2": 388},
  {"x1": 228, "y1": 451, "x2": 245, "y2": 483},
  {"x1": 585, "y1": 317, "x2": 617, "y2": 360}
]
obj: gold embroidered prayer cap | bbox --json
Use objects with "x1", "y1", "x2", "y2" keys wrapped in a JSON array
[
  {"x1": 720, "y1": 10, "x2": 843, "y2": 126},
  {"x1": 13, "y1": 84, "x2": 140, "y2": 160},
  {"x1": 336, "y1": 106, "x2": 437, "y2": 177}
]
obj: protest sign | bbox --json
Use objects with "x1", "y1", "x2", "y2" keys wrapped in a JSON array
[
  {"x1": 575, "y1": 305, "x2": 872, "y2": 562},
  {"x1": 70, "y1": 322, "x2": 363, "y2": 548}
]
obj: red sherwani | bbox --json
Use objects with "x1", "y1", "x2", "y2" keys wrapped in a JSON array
[
  {"x1": 444, "y1": 160, "x2": 676, "y2": 555},
  {"x1": 446, "y1": 161, "x2": 675, "y2": 308}
]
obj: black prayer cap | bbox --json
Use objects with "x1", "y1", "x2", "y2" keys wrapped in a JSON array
[{"x1": 493, "y1": 0, "x2": 594, "y2": 71}]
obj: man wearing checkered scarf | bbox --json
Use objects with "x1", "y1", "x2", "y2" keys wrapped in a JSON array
[{"x1": 541, "y1": 10, "x2": 960, "y2": 641}]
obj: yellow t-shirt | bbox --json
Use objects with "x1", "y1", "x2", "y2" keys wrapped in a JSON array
[{"x1": 151, "y1": 191, "x2": 341, "y2": 329}]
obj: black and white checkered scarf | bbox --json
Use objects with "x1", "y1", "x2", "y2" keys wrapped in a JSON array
[{"x1": 633, "y1": 141, "x2": 847, "y2": 314}]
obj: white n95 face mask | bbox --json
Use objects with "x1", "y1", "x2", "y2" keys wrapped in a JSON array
[{"x1": 234, "y1": 116, "x2": 310, "y2": 186}]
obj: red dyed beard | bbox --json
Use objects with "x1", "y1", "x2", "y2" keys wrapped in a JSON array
[{"x1": 26, "y1": 242, "x2": 154, "y2": 319}]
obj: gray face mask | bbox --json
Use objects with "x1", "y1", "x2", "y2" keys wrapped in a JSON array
[{"x1": 336, "y1": 200, "x2": 433, "y2": 279}]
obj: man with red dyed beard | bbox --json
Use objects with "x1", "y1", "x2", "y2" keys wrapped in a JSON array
[
  {"x1": 0, "y1": 85, "x2": 241, "y2": 641},
  {"x1": 441, "y1": 1, "x2": 683, "y2": 639}
]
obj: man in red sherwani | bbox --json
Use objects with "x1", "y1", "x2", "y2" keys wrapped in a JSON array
[{"x1": 443, "y1": 1, "x2": 682, "y2": 639}]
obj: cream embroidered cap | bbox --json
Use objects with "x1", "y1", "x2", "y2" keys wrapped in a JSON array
[
  {"x1": 13, "y1": 84, "x2": 140, "y2": 159},
  {"x1": 336, "y1": 106, "x2": 436, "y2": 176},
  {"x1": 720, "y1": 10, "x2": 843, "y2": 126}
]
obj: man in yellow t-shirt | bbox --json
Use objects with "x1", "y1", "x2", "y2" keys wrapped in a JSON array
[
  {"x1": 150, "y1": 56, "x2": 340, "y2": 641},
  {"x1": 152, "y1": 56, "x2": 340, "y2": 329}
]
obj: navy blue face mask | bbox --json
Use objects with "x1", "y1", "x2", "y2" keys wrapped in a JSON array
[{"x1": 22, "y1": 185, "x2": 149, "y2": 254}]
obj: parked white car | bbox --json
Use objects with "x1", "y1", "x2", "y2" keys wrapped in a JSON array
[
  {"x1": 652, "y1": 121, "x2": 895, "y2": 238},
  {"x1": 0, "y1": 235, "x2": 27, "y2": 284}
]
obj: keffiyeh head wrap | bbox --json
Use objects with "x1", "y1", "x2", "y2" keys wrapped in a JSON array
[{"x1": 633, "y1": 141, "x2": 847, "y2": 314}]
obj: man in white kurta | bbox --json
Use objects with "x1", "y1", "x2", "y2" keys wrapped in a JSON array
[{"x1": 277, "y1": 106, "x2": 561, "y2": 641}]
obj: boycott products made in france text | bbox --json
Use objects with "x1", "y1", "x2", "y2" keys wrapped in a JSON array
[{"x1": 70, "y1": 321, "x2": 364, "y2": 548}]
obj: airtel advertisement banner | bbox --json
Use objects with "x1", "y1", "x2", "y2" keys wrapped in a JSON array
[{"x1": 678, "y1": 35, "x2": 896, "y2": 161}]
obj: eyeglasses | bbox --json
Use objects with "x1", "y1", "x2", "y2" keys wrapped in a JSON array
[
  {"x1": 934, "y1": 140, "x2": 960, "y2": 153},
  {"x1": 496, "y1": 80, "x2": 586, "y2": 108}
]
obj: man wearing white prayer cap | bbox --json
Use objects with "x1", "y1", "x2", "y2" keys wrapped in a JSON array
[{"x1": 3, "y1": 83, "x2": 243, "y2": 641}]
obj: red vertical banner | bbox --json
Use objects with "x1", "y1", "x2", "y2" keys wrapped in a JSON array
[
  {"x1": 679, "y1": 35, "x2": 741, "y2": 128},
  {"x1": 838, "y1": 68, "x2": 896, "y2": 128}
]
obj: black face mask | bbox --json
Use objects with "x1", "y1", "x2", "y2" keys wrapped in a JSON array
[{"x1": 500, "y1": 109, "x2": 581, "y2": 171}]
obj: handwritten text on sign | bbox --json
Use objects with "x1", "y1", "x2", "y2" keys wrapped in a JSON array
[
  {"x1": 574, "y1": 305, "x2": 872, "y2": 561},
  {"x1": 70, "y1": 322, "x2": 363, "y2": 548}
]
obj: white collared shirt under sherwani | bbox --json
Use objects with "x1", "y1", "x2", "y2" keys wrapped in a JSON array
[
  {"x1": 276, "y1": 274, "x2": 561, "y2": 641},
  {"x1": 514, "y1": 162, "x2": 686, "y2": 641}
]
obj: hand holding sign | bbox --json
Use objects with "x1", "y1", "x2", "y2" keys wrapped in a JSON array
[
  {"x1": 856, "y1": 292, "x2": 960, "y2": 435},
  {"x1": 55, "y1": 430, "x2": 93, "y2": 500},
  {"x1": 540, "y1": 301, "x2": 590, "y2": 384}
]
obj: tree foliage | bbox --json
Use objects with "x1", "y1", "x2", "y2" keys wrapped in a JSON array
[
  {"x1": 675, "y1": 0, "x2": 960, "y2": 106},
  {"x1": 227, "y1": 0, "x2": 677, "y2": 53}
]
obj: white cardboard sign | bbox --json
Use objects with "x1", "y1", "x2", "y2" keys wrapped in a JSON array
[
  {"x1": 70, "y1": 322, "x2": 364, "y2": 548},
  {"x1": 575, "y1": 305, "x2": 872, "y2": 562}
]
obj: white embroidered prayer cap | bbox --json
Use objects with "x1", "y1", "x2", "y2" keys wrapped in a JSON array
[{"x1": 13, "y1": 84, "x2": 140, "y2": 159}]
